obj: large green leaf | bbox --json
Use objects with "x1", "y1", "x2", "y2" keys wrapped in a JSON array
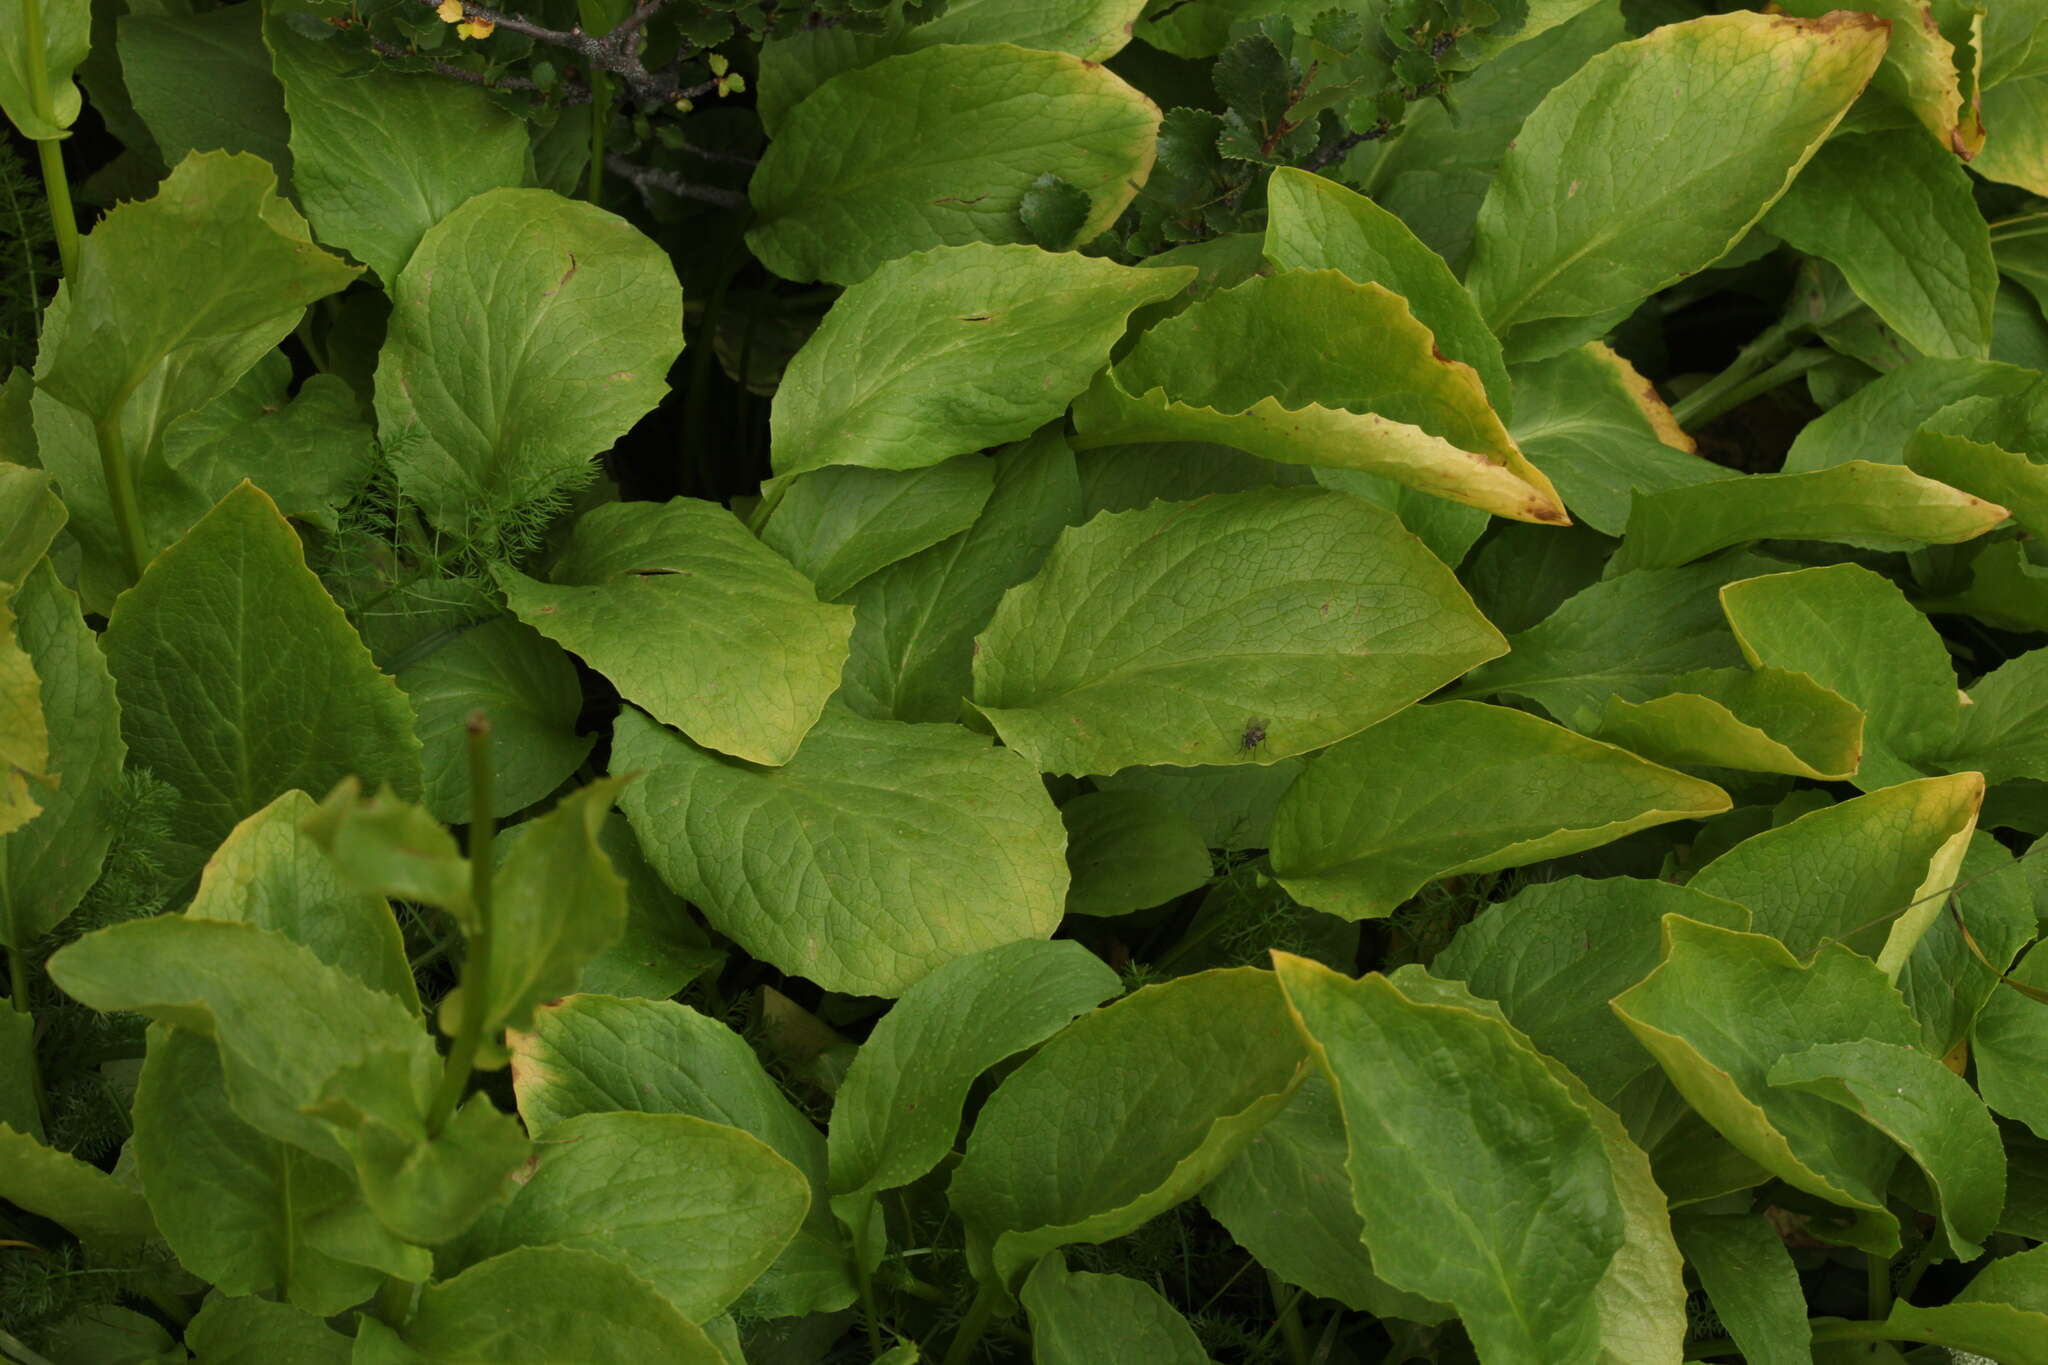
[
  {"x1": 268, "y1": 18, "x2": 529, "y2": 284},
  {"x1": 1611, "y1": 917, "x2": 1921, "y2": 1253},
  {"x1": 1269, "y1": 701, "x2": 1728, "y2": 920},
  {"x1": 0, "y1": 591, "x2": 44, "y2": 837},
  {"x1": 1763, "y1": 130, "x2": 1995, "y2": 360},
  {"x1": 769, "y1": 245, "x2": 1190, "y2": 479},
  {"x1": 1261, "y1": 167, "x2": 1510, "y2": 416},
  {"x1": 0, "y1": 1123, "x2": 157, "y2": 1249},
  {"x1": 1021, "y1": 1254, "x2": 1211, "y2": 1365},
  {"x1": 1505, "y1": 343, "x2": 1732, "y2": 536},
  {"x1": 0, "y1": 463, "x2": 64, "y2": 585},
  {"x1": 395, "y1": 617, "x2": 594, "y2": 823},
  {"x1": 1689, "y1": 774, "x2": 1983, "y2": 971},
  {"x1": 1589, "y1": 667, "x2": 1863, "y2": 781},
  {"x1": 579, "y1": 815, "x2": 723, "y2": 1000},
  {"x1": 1671, "y1": 1214, "x2": 1810, "y2": 1365},
  {"x1": 747, "y1": 44, "x2": 1159, "y2": 284},
  {"x1": 132, "y1": 1026, "x2": 392, "y2": 1315},
  {"x1": 1783, "y1": 358, "x2": 2041, "y2": 472},
  {"x1": 1768, "y1": 1038, "x2": 2004, "y2": 1257},
  {"x1": 614, "y1": 705, "x2": 1066, "y2": 997},
  {"x1": 183, "y1": 1293, "x2": 352, "y2": 1365},
  {"x1": 355, "y1": 1247, "x2": 724, "y2": 1364},
  {"x1": 1898, "y1": 833, "x2": 2037, "y2": 1057},
  {"x1": 1270, "y1": 955, "x2": 1627, "y2": 1364},
  {"x1": 30, "y1": 152, "x2": 359, "y2": 608},
  {"x1": 119, "y1": 4, "x2": 289, "y2": 181},
  {"x1": 1434, "y1": 876, "x2": 1751, "y2": 1101},
  {"x1": 1775, "y1": 0, "x2": 1982, "y2": 156},
  {"x1": 1970, "y1": 942, "x2": 2048, "y2": 1139},
  {"x1": 186, "y1": 790, "x2": 416, "y2": 1009},
  {"x1": 1719, "y1": 563, "x2": 1959, "y2": 787},
  {"x1": 1058, "y1": 790, "x2": 1212, "y2": 918},
  {"x1": 0, "y1": 0, "x2": 88, "y2": 138},
  {"x1": 1907, "y1": 426, "x2": 2048, "y2": 537},
  {"x1": 1201, "y1": 1077, "x2": 1452, "y2": 1323},
  {"x1": 1610, "y1": 462, "x2": 2006, "y2": 572},
  {"x1": 828, "y1": 940, "x2": 1118, "y2": 1253},
  {"x1": 451, "y1": 1111, "x2": 808, "y2": 1322},
  {"x1": 374, "y1": 189, "x2": 681, "y2": 548},
  {"x1": 757, "y1": 0, "x2": 1147, "y2": 133},
  {"x1": 1935, "y1": 646, "x2": 2048, "y2": 783},
  {"x1": 1466, "y1": 11, "x2": 1886, "y2": 351},
  {"x1": 498, "y1": 499, "x2": 851, "y2": 767},
  {"x1": 100, "y1": 482, "x2": 422, "y2": 882},
  {"x1": 0, "y1": 560, "x2": 121, "y2": 948},
  {"x1": 1456, "y1": 558, "x2": 1757, "y2": 728},
  {"x1": 840, "y1": 429, "x2": 1080, "y2": 722},
  {"x1": 760, "y1": 456, "x2": 994, "y2": 602},
  {"x1": 948, "y1": 968, "x2": 1307, "y2": 1297},
  {"x1": 1976, "y1": 75, "x2": 2048, "y2": 196},
  {"x1": 969, "y1": 488, "x2": 1508, "y2": 775},
  {"x1": 509, "y1": 994, "x2": 859, "y2": 1318},
  {"x1": 1070, "y1": 272, "x2": 1568, "y2": 524}
]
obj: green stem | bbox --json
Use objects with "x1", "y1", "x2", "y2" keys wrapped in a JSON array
[
  {"x1": 585, "y1": 71, "x2": 609, "y2": 203},
  {"x1": 1896, "y1": 1238, "x2": 1939, "y2": 1302},
  {"x1": 1671, "y1": 337, "x2": 1830, "y2": 431},
  {"x1": 376, "y1": 1274, "x2": 415, "y2": 1328},
  {"x1": 17, "y1": 0, "x2": 80, "y2": 280},
  {"x1": 849, "y1": 1205, "x2": 883, "y2": 1358},
  {"x1": 93, "y1": 411, "x2": 148, "y2": 587},
  {"x1": 1668, "y1": 319, "x2": 1802, "y2": 430},
  {"x1": 425, "y1": 713, "x2": 495, "y2": 1138},
  {"x1": 1866, "y1": 1251, "x2": 1892, "y2": 1320},
  {"x1": 940, "y1": 1283, "x2": 1000, "y2": 1365},
  {"x1": 6, "y1": 947, "x2": 49, "y2": 1133}
]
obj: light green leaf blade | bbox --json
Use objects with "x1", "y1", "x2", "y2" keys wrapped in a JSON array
[
  {"x1": 119, "y1": 5, "x2": 289, "y2": 181},
  {"x1": 1434, "y1": 875, "x2": 1752, "y2": 1102},
  {"x1": 1970, "y1": 941, "x2": 2048, "y2": 1139},
  {"x1": 133, "y1": 1026, "x2": 387, "y2": 1315},
  {"x1": 1691, "y1": 775, "x2": 1984, "y2": 970},
  {"x1": 1590, "y1": 666, "x2": 1864, "y2": 780},
  {"x1": 184, "y1": 1292, "x2": 352, "y2": 1365},
  {"x1": 1456, "y1": 558, "x2": 1759, "y2": 729},
  {"x1": 1611, "y1": 462, "x2": 2007, "y2": 573},
  {"x1": 508, "y1": 993, "x2": 859, "y2": 1319},
  {"x1": 1719, "y1": 563, "x2": 1960, "y2": 787},
  {"x1": 1467, "y1": 11, "x2": 1886, "y2": 345},
  {"x1": 300, "y1": 779, "x2": 471, "y2": 917},
  {"x1": 1070, "y1": 272, "x2": 1567, "y2": 524},
  {"x1": 0, "y1": 1123, "x2": 156, "y2": 1249},
  {"x1": 769, "y1": 244, "x2": 1191, "y2": 479},
  {"x1": 1769, "y1": 1038, "x2": 2004, "y2": 1258},
  {"x1": 948, "y1": 968, "x2": 1307, "y2": 1297},
  {"x1": 374, "y1": 188, "x2": 681, "y2": 550},
  {"x1": 30, "y1": 152, "x2": 359, "y2": 609},
  {"x1": 1611, "y1": 917, "x2": 1921, "y2": 1253},
  {"x1": 498, "y1": 499, "x2": 851, "y2": 767},
  {"x1": 746, "y1": 44, "x2": 1159, "y2": 285},
  {"x1": 1094, "y1": 760, "x2": 1299, "y2": 853},
  {"x1": 0, "y1": 0, "x2": 87, "y2": 137},
  {"x1": 0, "y1": 462, "x2": 64, "y2": 585},
  {"x1": 1775, "y1": 0, "x2": 1982, "y2": 157},
  {"x1": 160, "y1": 363, "x2": 376, "y2": 535},
  {"x1": 100, "y1": 482, "x2": 423, "y2": 883},
  {"x1": 1201, "y1": 1076, "x2": 1453, "y2": 1323},
  {"x1": 841, "y1": 429, "x2": 1080, "y2": 723},
  {"x1": 1783, "y1": 358, "x2": 2040, "y2": 473},
  {"x1": 1059, "y1": 790, "x2": 1212, "y2": 918},
  {"x1": 187, "y1": 790, "x2": 417, "y2": 1010},
  {"x1": 760, "y1": 456, "x2": 994, "y2": 602},
  {"x1": 396, "y1": 617, "x2": 594, "y2": 824},
  {"x1": 453, "y1": 1111, "x2": 808, "y2": 1323},
  {"x1": 1976, "y1": 75, "x2": 2048, "y2": 196},
  {"x1": 615, "y1": 706, "x2": 1066, "y2": 996},
  {"x1": 1270, "y1": 701, "x2": 1729, "y2": 921},
  {"x1": 1879, "y1": 1245, "x2": 2048, "y2": 1363},
  {"x1": 1897, "y1": 833, "x2": 2036, "y2": 1057},
  {"x1": 0, "y1": 591, "x2": 47, "y2": 838},
  {"x1": 361, "y1": 1247, "x2": 725, "y2": 1364},
  {"x1": 578, "y1": 814, "x2": 723, "y2": 1000},
  {"x1": 269, "y1": 18, "x2": 529, "y2": 284},
  {"x1": 1939, "y1": 647, "x2": 2048, "y2": 784},
  {"x1": 828, "y1": 940, "x2": 1119, "y2": 1248},
  {"x1": 1763, "y1": 130, "x2": 1995, "y2": 360},
  {"x1": 1262, "y1": 167, "x2": 1510, "y2": 417},
  {"x1": 1270, "y1": 954, "x2": 1625, "y2": 1364},
  {"x1": 1670, "y1": 1214, "x2": 1811, "y2": 1365},
  {"x1": 970, "y1": 488, "x2": 1508, "y2": 775},
  {"x1": 1505, "y1": 342, "x2": 1732, "y2": 536},
  {"x1": 1906, "y1": 427, "x2": 2048, "y2": 537},
  {"x1": 1021, "y1": 1254, "x2": 1211, "y2": 1365},
  {"x1": 757, "y1": 0, "x2": 1147, "y2": 134},
  {"x1": 0, "y1": 559, "x2": 122, "y2": 947}
]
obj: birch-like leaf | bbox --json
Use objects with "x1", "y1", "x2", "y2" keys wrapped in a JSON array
[
  {"x1": 1589, "y1": 667, "x2": 1864, "y2": 781},
  {"x1": 1022, "y1": 1255, "x2": 1211, "y2": 1365}
]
